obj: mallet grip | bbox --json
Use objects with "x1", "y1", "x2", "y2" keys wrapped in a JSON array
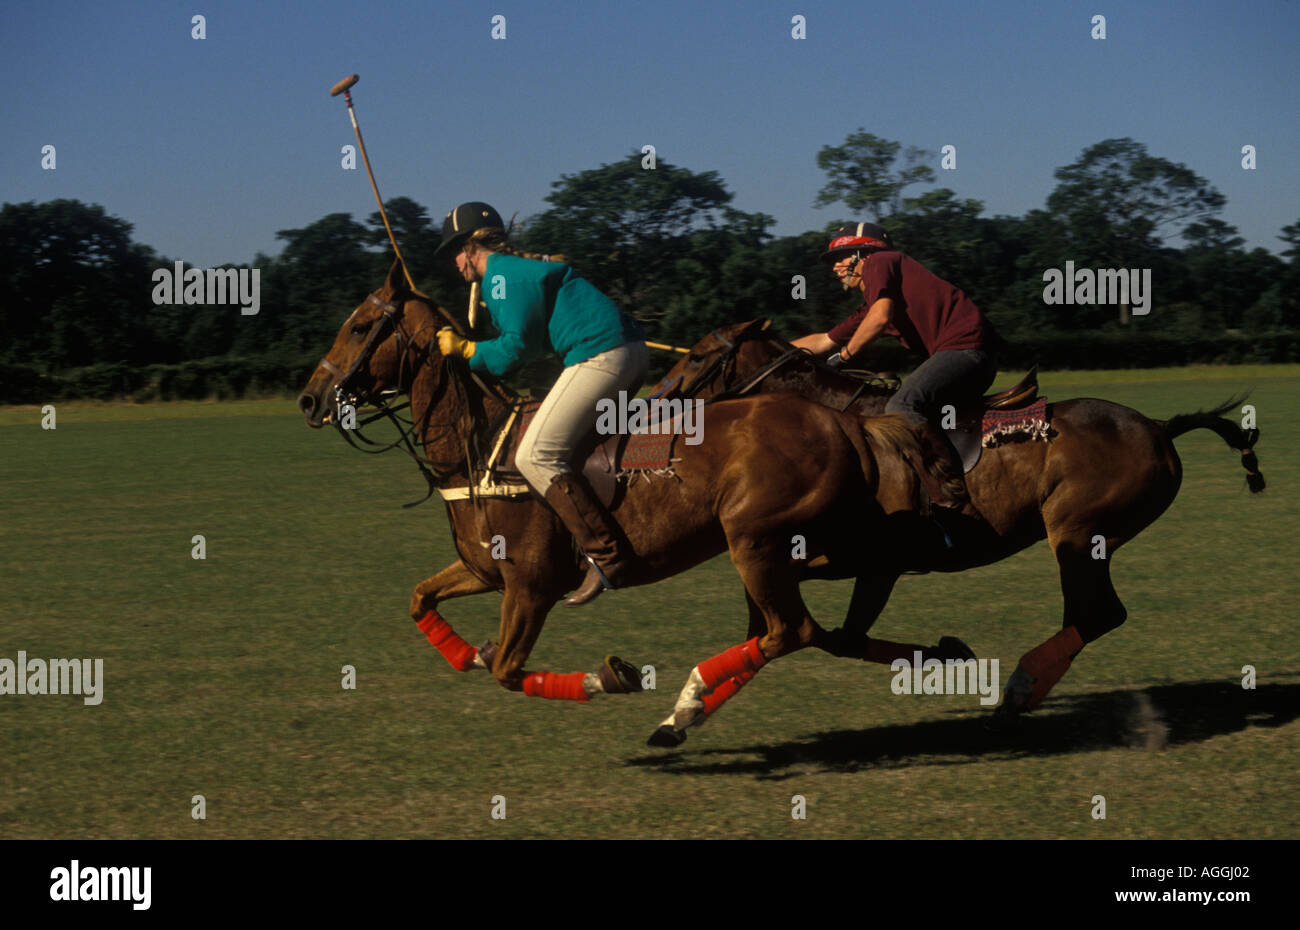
[{"x1": 330, "y1": 74, "x2": 359, "y2": 96}]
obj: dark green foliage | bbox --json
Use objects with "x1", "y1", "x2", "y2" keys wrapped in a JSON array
[
  {"x1": 815, "y1": 130, "x2": 935, "y2": 220},
  {"x1": 2, "y1": 133, "x2": 1298, "y2": 402},
  {"x1": 516, "y1": 152, "x2": 741, "y2": 324}
]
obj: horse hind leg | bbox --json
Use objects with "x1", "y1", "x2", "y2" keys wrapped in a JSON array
[
  {"x1": 648, "y1": 547, "x2": 819, "y2": 747},
  {"x1": 1000, "y1": 539, "x2": 1126, "y2": 716},
  {"x1": 668, "y1": 593, "x2": 765, "y2": 726},
  {"x1": 999, "y1": 411, "x2": 1184, "y2": 717}
]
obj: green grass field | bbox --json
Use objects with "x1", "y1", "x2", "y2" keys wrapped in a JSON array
[{"x1": 1, "y1": 366, "x2": 1297, "y2": 839}]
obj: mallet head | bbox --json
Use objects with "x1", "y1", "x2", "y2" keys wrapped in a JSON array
[{"x1": 330, "y1": 74, "x2": 359, "y2": 97}]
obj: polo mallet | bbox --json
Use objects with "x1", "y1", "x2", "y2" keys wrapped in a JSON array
[
  {"x1": 646, "y1": 341, "x2": 689, "y2": 353},
  {"x1": 330, "y1": 74, "x2": 417, "y2": 293},
  {"x1": 331, "y1": 74, "x2": 684, "y2": 350}
]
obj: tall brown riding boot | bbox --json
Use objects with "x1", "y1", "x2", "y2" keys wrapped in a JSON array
[{"x1": 543, "y1": 472, "x2": 632, "y2": 607}]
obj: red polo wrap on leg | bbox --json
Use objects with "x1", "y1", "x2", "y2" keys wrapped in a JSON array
[
  {"x1": 1019, "y1": 626, "x2": 1084, "y2": 708},
  {"x1": 697, "y1": 637, "x2": 767, "y2": 692},
  {"x1": 521, "y1": 671, "x2": 590, "y2": 702},
  {"x1": 417, "y1": 610, "x2": 478, "y2": 671},
  {"x1": 701, "y1": 668, "x2": 756, "y2": 717}
]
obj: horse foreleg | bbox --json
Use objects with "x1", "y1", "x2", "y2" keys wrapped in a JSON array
[{"x1": 410, "y1": 559, "x2": 497, "y2": 671}]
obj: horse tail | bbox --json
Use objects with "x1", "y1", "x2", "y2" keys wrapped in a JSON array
[{"x1": 1162, "y1": 394, "x2": 1264, "y2": 493}]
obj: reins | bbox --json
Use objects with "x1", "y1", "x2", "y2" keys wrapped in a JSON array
[
  {"x1": 679, "y1": 323, "x2": 896, "y2": 404},
  {"x1": 324, "y1": 290, "x2": 500, "y2": 508}
]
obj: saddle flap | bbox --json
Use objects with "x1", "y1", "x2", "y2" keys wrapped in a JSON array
[
  {"x1": 580, "y1": 434, "x2": 625, "y2": 508},
  {"x1": 949, "y1": 425, "x2": 984, "y2": 475},
  {"x1": 949, "y1": 396, "x2": 1053, "y2": 474}
]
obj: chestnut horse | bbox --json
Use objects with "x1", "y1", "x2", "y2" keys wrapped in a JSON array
[
  {"x1": 653, "y1": 320, "x2": 1266, "y2": 717},
  {"x1": 297, "y1": 266, "x2": 954, "y2": 746}
]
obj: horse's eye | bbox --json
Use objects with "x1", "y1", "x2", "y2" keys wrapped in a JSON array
[
  {"x1": 688, "y1": 353, "x2": 704, "y2": 364},
  {"x1": 351, "y1": 321, "x2": 372, "y2": 335}
]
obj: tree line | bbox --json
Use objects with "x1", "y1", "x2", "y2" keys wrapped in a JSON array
[{"x1": 2, "y1": 135, "x2": 1297, "y2": 402}]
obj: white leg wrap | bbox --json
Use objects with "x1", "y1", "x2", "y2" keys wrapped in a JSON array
[{"x1": 657, "y1": 666, "x2": 707, "y2": 731}]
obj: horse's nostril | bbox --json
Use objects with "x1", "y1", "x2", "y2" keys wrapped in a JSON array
[{"x1": 298, "y1": 393, "x2": 317, "y2": 417}]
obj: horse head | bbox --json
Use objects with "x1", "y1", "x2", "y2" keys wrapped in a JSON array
[
  {"x1": 297, "y1": 260, "x2": 448, "y2": 428},
  {"x1": 655, "y1": 319, "x2": 776, "y2": 400}
]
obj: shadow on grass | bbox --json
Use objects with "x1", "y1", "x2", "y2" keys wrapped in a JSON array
[{"x1": 627, "y1": 676, "x2": 1300, "y2": 780}]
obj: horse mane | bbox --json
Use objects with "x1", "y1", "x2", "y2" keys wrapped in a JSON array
[
  {"x1": 860, "y1": 413, "x2": 922, "y2": 460},
  {"x1": 860, "y1": 413, "x2": 969, "y2": 509}
]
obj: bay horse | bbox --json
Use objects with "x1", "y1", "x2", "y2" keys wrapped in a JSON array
[
  {"x1": 654, "y1": 320, "x2": 1266, "y2": 717},
  {"x1": 297, "y1": 264, "x2": 957, "y2": 746}
]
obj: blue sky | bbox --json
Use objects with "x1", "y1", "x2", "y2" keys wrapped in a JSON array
[{"x1": 3, "y1": 0, "x2": 1297, "y2": 267}]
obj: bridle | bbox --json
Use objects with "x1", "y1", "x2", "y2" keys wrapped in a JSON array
[
  {"x1": 678, "y1": 321, "x2": 806, "y2": 401},
  {"x1": 318, "y1": 291, "x2": 480, "y2": 507}
]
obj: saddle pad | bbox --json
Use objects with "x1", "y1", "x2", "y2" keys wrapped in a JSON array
[
  {"x1": 619, "y1": 431, "x2": 677, "y2": 471},
  {"x1": 981, "y1": 398, "x2": 1050, "y2": 447}
]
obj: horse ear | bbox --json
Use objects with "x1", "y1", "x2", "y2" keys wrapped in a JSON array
[{"x1": 385, "y1": 258, "x2": 406, "y2": 295}]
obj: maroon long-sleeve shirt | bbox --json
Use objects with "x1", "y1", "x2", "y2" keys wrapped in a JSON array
[{"x1": 827, "y1": 251, "x2": 994, "y2": 356}]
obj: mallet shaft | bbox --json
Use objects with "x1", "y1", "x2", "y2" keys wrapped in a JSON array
[{"x1": 329, "y1": 74, "x2": 416, "y2": 293}]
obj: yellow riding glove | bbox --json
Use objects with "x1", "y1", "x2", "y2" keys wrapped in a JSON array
[{"x1": 437, "y1": 327, "x2": 476, "y2": 360}]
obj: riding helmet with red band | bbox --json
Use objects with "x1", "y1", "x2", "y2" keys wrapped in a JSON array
[
  {"x1": 819, "y1": 222, "x2": 894, "y2": 262},
  {"x1": 434, "y1": 202, "x2": 506, "y2": 259}
]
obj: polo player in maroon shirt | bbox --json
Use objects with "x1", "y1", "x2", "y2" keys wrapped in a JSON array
[{"x1": 793, "y1": 222, "x2": 1000, "y2": 513}]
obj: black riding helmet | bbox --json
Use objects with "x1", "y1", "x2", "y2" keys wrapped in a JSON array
[
  {"x1": 819, "y1": 221, "x2": 894, "y2": 263},
  {"x1": 434, "y1": 202, "x2": 505, "y2": 259}
]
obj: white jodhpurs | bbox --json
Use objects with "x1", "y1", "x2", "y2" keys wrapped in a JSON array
[{"x1": 515, "y1": 341, "x2": 650, "y2": 491}]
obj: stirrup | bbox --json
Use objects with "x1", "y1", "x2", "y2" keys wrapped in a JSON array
[
  {"x1": 583, "y1": 554, "x2": 615, "y2": 590},
  {"x1": 563, "y1": 557, "x2": 616, "y2": 607}
]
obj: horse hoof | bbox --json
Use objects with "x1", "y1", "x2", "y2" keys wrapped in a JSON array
[
  {"x1": 647, "y1": 725, "x2": 687, "y2": 748},
  {"x1": 599, "y1": 655, "x2": 643, "y2": 694},
  {"x1": 936, "y1": 636, "x2": 976, "y2": 662},
  {"x1": 1001, "y1": 664, "x2": 1034, "y2": 712}
]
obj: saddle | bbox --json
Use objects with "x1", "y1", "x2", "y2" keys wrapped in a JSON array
[
  {"x1": 949, "y1": 366, "x2": 1048, "y2": 473},
  {"x1": 456, "y1": 385, "x2": 686, "y2": 508}
]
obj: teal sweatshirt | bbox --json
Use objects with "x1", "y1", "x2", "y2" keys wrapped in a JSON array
[{"x1": 467, "y1": 253, "x2": 645, "y2": 377}]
